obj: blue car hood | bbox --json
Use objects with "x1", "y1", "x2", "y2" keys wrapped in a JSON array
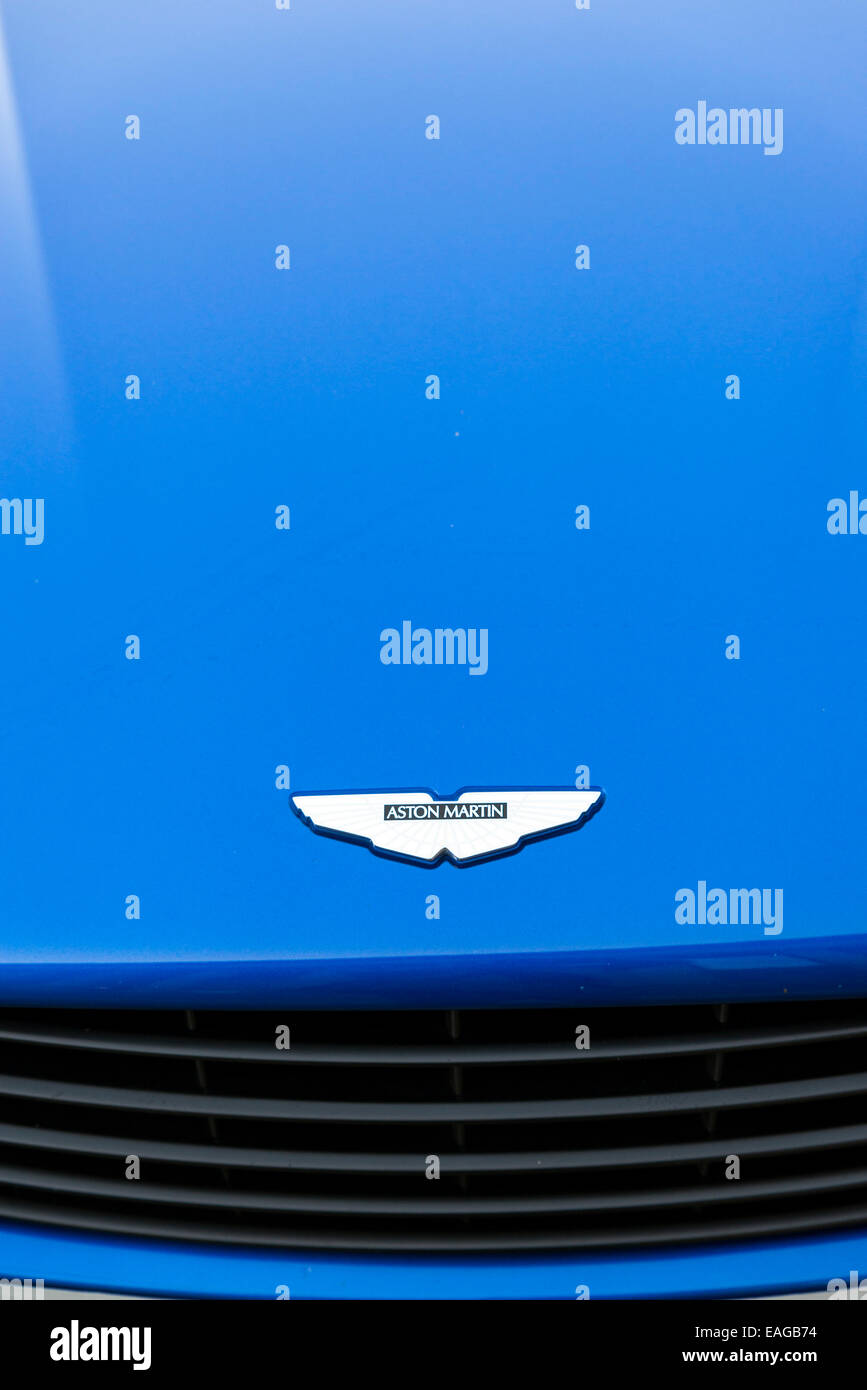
[{"x1": 1, "y1": 0, "x2": 866, "y2": 1008}]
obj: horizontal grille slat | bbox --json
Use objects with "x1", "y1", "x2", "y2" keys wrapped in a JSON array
[
  {"x1": 4, "y1": 1117, "x2": 867, "y2": 1174},
  {"x1": 4, "y1": 1192, "x2": 867, "y2": 1253},
  {"x1": 2, "y1": 1016, "x2": 864, "y2": 1065},
  {"x1": 4, "y1": 1160, "x2": 867, "y2": 1218},
  {"x1": 1, "y1": 1000, "x2": 866, "y2": 1253},
  {"x1": 2, "y1": 1068, "x2": 866, "y2": 1123}
]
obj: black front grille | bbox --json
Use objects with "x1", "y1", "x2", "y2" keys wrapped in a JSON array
[{"x1": 1, "y1": 1000, "x2": 867, "y2": 1251}]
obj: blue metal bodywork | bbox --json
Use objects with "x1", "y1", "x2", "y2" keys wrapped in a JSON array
[
  {"x1": 1, "y1": 0, "x2": 865, "y2": 1295},
  {"x1": 2, "y1": 1220, "x2": 867, "y2": 1301},
  {"x1": 2, "y1": 938, "x2": 867, "y2": 1013}
]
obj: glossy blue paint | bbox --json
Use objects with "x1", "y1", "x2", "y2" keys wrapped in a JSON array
[
  {"x1": 1, "y1": 0, "x2": 866, "y2": 986},
  {"x1": 1, "y1": 1219, "x2": 866, "y2": 1300},
  {"x1": 2, "y1": 937, "x2": 867, "y2": 1011}
]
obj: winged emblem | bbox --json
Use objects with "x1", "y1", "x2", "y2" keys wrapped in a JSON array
[{"x1": 290, "y1": 787, "x2": 604, "y2": 866}]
